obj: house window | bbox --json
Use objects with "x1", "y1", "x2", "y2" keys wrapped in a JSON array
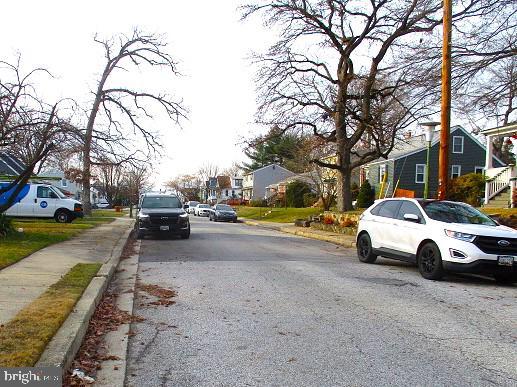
[
  {"x1": 474, "y1": 166, "x2": 484, "y2": 174},
  {"x1": 378, "y1": 164, "x2": 386, "y2": 183},
  {"x1": 452, "y1": 136, "x2": 464, "y2": 154},
  {"x1": 225, "y1": 189, "x2": 228, "y2": 196},
  {"x1": 61, "y1": 178, "x2": 68, "y2": 187},
  {"x1": 451, "y1": 165, "x2": 461, "y2": 178},
  {"x1": 415, "y1": 164, "x2": 426, "y2": 183}
]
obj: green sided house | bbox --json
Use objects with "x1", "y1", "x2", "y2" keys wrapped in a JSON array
[{"x1": 362, "y1": 125, "x2": 504, "y2": 201}]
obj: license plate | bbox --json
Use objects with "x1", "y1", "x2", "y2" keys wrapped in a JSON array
[
  {"x1": 498, "y1": 256, "x2": 514, "y2": 266},
  {"x1": 160, "y1": 225, "x2": 169, "y2": 231}
]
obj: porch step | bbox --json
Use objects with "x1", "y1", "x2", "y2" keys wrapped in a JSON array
[{"x1": 485, "y1": 187, "x2": 511, "y2": 208}]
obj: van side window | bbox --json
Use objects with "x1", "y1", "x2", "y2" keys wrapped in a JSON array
[{"x1": 37, "y1": 186, "x2": 58, "y2": 199}]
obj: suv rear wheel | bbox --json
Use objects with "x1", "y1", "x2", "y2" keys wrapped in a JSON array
[
  {"x1": 418, "y1": 242, "x2": 444, "y2": 280},
  {"x1": 357, "y1": 233, "x2": 377, "y2": 263}
]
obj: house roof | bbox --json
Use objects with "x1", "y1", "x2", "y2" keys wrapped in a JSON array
[
  {"x1": 365, "y1": 125, "x2": 492, "y2": 166},
  {"x1": 243, "y1": 163, "x2": 294, "y2": 176},
  {"x1": 217, "y1": 175, "x2": 232, "y2": 189},
  {"x1": 0, "y1": 152, "x2": 26, "y2": 175}
]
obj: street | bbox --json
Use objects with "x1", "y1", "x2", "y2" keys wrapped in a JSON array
[{"x1": 127, "y1": 216, "x2": 517, "y2": 387}]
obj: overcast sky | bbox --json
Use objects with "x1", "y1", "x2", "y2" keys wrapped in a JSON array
[{"x1": 0, "y1": 0, "x2": 276, "y2": 187}]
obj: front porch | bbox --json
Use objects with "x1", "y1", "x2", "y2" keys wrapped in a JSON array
[{"x1": 482, "y1": 123, "x2": 517, "y2": 207}]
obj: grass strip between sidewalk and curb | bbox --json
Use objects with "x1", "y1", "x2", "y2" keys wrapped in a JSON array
[
  {"x1": 235, "y1": 206, "x2": 323, "y2": 223},
  {"x1": 0, "y1": 263, "x2": 102, "y2": 367},
  {"x1": 0, "y1": 209, "x2": 121, "y2": 270}
]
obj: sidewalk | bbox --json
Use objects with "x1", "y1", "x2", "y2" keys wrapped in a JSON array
[
  {"x1": 0, "y1": 217, "x2": 134, "y2": 326},
  {"x1": 241, "y1": 219, "x2": 356, "y2": 248}
]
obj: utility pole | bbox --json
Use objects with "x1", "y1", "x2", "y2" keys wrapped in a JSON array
[{"x1": 438, "y1": 0, "x2": 452, "y2": 200}]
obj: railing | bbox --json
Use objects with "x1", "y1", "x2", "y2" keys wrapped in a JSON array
[{"x1": 485, "y1": 166, "x2": 513, "y2": 204}]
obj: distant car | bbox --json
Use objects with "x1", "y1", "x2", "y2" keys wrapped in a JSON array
[
  {"x1": 357, "y1": 198, "x2": 517, "y2": 283},
  {"x1": 97, "y1": 200, "x2": 110, "y2": 209},
  {"x1": 209, "y1": 204, "x2": 237, "y2": 222},
  {"x1": 185, "y1": 201, "x2": 199, "y2": 214},
  {"x1": 136, "y1": 193, "x2": 190, "y2": 239},
  {"x1": 194, "y1": 203, "x2": 211, "y2": 217}
]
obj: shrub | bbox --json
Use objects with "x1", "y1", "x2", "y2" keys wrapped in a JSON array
[
  {"x1": 0, "y1": 213, "x2": 14, "y2": 237},
  {"x1": 356, "y1": 181, "x2": 375, "y2": 208},
  {"x1": 448, "y1": 173, "x2": 486, "y2": 206},
  {"x1": 285, "y1": 181, "x2": 312, "y2": 208},
  {"x1": 249, "y1": 199, "x2": 266, "y2": 207},
  {"x1": 303, "y1": 192, "x2": 318, "y2": 207},
  {"x1": 323, "y1": 214, "x2": 334, "y2": 225}
]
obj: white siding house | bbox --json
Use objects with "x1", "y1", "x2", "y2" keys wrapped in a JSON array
[{"x1": 242, "y1": 164, "x2": 295, "y2": 201}]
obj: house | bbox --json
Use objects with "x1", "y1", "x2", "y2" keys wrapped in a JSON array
[
  {"x1": 242, "y1": 164, "x2": 296, "y2": 201},
  {"x1": 39, "y1": 169, "x2": 105, "y2": 205},
  {"x1": 265, "y1": 173, "x2": 315, "y2": 202},
  {"x1": 202, "y1": 175, "x2": 244, "y2": 203},
  {"x1": 217, "y1": 176, "x2": 243, "y2": 202},
  {"x1": 481, "y1": 122, "x2": 517, "y2": 207},
  {"x1": 0, "y1": 152, "x2": 26, "y2": 176},
  {"x1": 362, "y1": 125, "x2": 503, "y2": 199}
]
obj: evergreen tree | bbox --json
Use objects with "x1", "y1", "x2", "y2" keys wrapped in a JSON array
[{"x1": 356, "y1": 181, "x2": 375, "y2": 208}]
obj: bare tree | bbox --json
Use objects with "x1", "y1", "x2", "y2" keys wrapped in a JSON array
[
  {"x1": 243, "y1": 0, "x2": 506, "y2": 211},
  {"x1": 0, "y1": 59, "x2": 75, "y2": 212},
  {"x1": 81, "y1": 29, "x2": 186, "y2": 214},
  {"x1": 165, "y1": 174, "x2": 202, "y2": 201},
  {"x1": 197, "y1": 163, "x2": 220, "y2": 183},
  {"x1": 222, "y1": 162, "x2": 243, "y2": 177}
]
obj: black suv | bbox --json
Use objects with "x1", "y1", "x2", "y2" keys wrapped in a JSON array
[{"x1": 136, "y1": 193, "x2": 190, "y2": 239}]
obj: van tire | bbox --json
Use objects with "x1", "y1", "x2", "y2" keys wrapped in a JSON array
[{"x1": 55, "y1": 209, "x2": 71, "y2": 223}]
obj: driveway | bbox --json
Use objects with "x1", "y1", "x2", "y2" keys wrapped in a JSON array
[{"x1": 127, "y1": 216, "x2": 517, "y2": 386}]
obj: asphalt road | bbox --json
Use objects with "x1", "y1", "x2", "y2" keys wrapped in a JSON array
[{"x1": 126, "y1": 215, "x2": 517, "y2": 387}]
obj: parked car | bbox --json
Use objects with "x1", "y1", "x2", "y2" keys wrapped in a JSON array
[
  {"x1": 209, "y1": 204, "x2": 237, "y2": 222},
  {"x1": 185, "y1": 201, "x2": 199, "y2": 214},
  {"x1": 356, "y1": 198, "x2": 517, "y2": 283},
  {"x1": 194, "y1": 203, "x2": 211, "y2": 217},
  {"x1": 0, "y1": 182, "x2": 83, "y2": 223},
  {"x1": 96, "y1": 199, "x2": 110, "y2": 209},
  {"x1": 136, "y1": 193, "x2": 190, "y2": 239}
]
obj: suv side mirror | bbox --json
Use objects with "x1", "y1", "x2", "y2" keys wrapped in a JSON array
[
  {"x1": 183, "y1": 204, "x2": 189, "y2": 210},
  {"x1": 403, "y1": 213, "x2": 420, "y2": 223}
]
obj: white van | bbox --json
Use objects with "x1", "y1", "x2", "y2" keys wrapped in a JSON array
[{"x1": 0, "y1": 182, "x2": 84, "y2": 223}]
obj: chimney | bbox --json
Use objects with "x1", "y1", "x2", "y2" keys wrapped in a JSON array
[{"x1": 404, "y1": 130, "x2": 412, "y2": 139}]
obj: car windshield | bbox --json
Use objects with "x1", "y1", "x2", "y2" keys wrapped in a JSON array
[
  {"x1": 198, "y1": 204, "x2": 210, "y2": 208},
  {"x1": 216, "y1": 205, "x2": 233, "y2": 211},
  {"x1": 52, "y1": 187, "x2": 67, "y2": 199},
  {"x1": 142, "y1": 196, "x2": 181, "y2": 209},
  {"x1": 421, "y1": 201, "x2": 496, "y2": 226},
  {"x1": 189, "y1": 201, "x2": 199, "y2": 207}
]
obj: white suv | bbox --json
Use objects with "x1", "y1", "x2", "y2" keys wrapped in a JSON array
[{"x1": 357, "y1": 198, "x2": 517, "y2": 283}]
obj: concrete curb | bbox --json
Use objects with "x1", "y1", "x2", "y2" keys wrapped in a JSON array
[
  {"x1": 242, "y1": 219, "x2": 356, "y2": 248},
  {"x1": 36, "y1": 219, "x2": 135, "y2": 373},
  {"x1": 93, "y1": 241, "x2": 140, "y2": 387}
]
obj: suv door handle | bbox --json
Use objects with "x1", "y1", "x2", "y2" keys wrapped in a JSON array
[{"x1": 34, "y1": 198, "x2": 37, "y2": 203}]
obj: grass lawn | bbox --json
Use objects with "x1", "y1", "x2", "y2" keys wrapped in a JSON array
[
  {"x1": 235, "y1": 206, "x2": 324, "y2": 223},
  {"x1": 0, "y1": 263, "x2": 101, "y2": 366},
  {"x1": 0, "y1": 210, "x2": 119, "y2": 270}
]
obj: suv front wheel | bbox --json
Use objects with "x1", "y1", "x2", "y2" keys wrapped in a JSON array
[
  {"x1": 418, "y1": 242, "x2": 444, "y2": 280},
  {"x1": 357, "y1": 233, "x2": 377, "y2": 263}
]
